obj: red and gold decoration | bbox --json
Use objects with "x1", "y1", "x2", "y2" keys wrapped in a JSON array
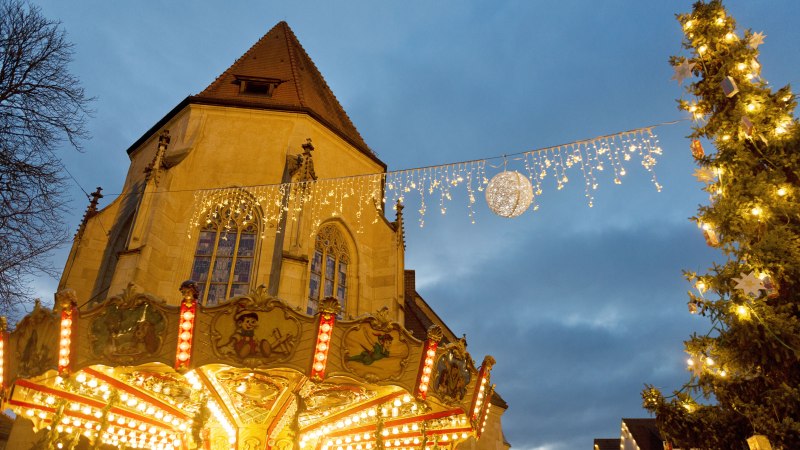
[
  {"x1": 57, "y1": 289, "x2": 78, "y2": 375},
  {"x1": 415, "y1": 325, "x2": 443, "y2": 400},
  {"x1": 175, "y1": 281, "x2": 199, "y2": 371},
  {"x1": 310, "y1": 298, "x2": 339, "y2": 381},
  {"x1": 2, "y1": 283, "x2": 499, "y2": 450}
]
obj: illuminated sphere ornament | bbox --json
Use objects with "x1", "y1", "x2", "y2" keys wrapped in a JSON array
[{"x1": 485, "y1": 171, "x2": 534, "y2": 217}]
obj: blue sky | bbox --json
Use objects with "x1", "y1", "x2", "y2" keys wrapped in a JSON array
[{"x1": 26, "y1": 1, "x2": 800, "y2": 449}]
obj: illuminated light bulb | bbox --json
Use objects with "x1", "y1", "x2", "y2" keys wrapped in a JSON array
[
  {"x1": 777, "y1": 187, "x2": 788, "y2": 197},
  {"x1": 697, "y1": 45, "x2": 708, "y2": 55},
  {"x1": 735, "y1": 305, "x2": 749, "y2": 319},
  {"x1": 688, "y1": 104, "x2": 697, "y2": 113},
  {"x1": 737, "y1": 62, "x2": 747, "y2": 71},
  {"x1": 719, "y1": 370, "x2": 727, "y2": 377},
  {"x1": 683, "y1": 20, "x2": 693, "y2": 30},
  {"x1": 715, "y1": 17, "x2": 724, "y2": 26},
  {"x1": 724, "y1": 32, "x2": 736, "y2": 42},
  {"x1": 746, "y1": 103, "x2": 756, "y2": 112},
  {"x1": 775, "y1": 125, "x2": 787, "y2": 135},
  {"x1": 722, "y1": 134, "x2": 731, "y2": 141},
  {"x1": 706, "y1": 357, "x2": 714, "y2": 366},
  {"x1": 751, "y1": 206, "x2": 762, "y2": 216},
  {"x1": 686, "y1": 358, "x2": 695, "y2": 366}
]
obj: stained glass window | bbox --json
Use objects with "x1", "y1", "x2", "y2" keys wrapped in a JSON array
[
  {"x1": 190, "y1": 196, "x2": 259, "y2": 306},
  {"x1": 307, "y1": 224, "x2": 350, "y2": 315}
]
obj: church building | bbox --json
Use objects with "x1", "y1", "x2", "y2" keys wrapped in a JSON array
[{"x1": 1, "y1": 22, "x2": 508, "y2": 450}]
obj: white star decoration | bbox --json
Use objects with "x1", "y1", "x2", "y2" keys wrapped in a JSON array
[
  {"x1": 693, "y1": 167, "x2": 717, "y2": 184},
  {"x1": 733, "y1": 271, "x2": 764, "y2": 297},
  {"x1": 748, "y1": 31, "x2": 766, "y2": 49},
  {"x1": 672, "y1": 59, "x2": 696, "y2": 84}
]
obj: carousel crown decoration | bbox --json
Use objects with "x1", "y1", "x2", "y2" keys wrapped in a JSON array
[
  {"x1": 318, "y1": 297, "x2": 342, "y2": 315},
  {"x1": 426, "y1": 324, "x2": 444, "y2": 343}
]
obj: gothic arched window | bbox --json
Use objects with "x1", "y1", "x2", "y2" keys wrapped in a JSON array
[
  {"x1": 190, "y1": 196, "x2": 260, "y2": 306},
  {"x1": 307, "y1": 224, "x2": 350, "y2": 315}
]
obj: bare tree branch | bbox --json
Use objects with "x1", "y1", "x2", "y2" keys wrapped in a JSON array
[{"x1": 0, "y1": 0, "x2": 92, "y2": 315}]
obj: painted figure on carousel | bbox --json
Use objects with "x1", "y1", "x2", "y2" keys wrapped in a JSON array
[
  {"x1": 348, "y1": 333, "x2": 393, "y2": 365},
  {"x1": 219, "y1": 311, "x2": 271, "y2": 359}
]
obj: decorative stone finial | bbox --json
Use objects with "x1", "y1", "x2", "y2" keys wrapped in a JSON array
[
  {"x1": 302, "y1": 138, "x2": 314, "y2": 154},
  {"x1": 75, "y1": 186, "x2": 104, "y2": 239},
  {"x1": 179, "y1": 280, "x2": 199, "y2": 303},
  {"x1": 482, "y1": 355, "x2": 496, "y2": 370}
]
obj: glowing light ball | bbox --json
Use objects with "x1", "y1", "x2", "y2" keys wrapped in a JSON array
[{"x1": 485, "y1": 171, "x2": 533, "y2": 218}]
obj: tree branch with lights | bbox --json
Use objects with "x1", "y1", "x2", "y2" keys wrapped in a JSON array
[{"x1": 642, "y1": 1, "x2": 800, "y2": 449}]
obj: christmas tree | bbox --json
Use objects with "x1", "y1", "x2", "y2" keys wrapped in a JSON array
[{"x1": 642, "y1": 1, "x2": 800, "y2": 449}]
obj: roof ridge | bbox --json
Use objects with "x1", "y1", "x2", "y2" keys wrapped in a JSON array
[
  {"x1": 280, "y1": 24, "x2": 372, "y2": 155},
  {"x1": 282, "y1": 22, "x2": 306, "y2": 107}
]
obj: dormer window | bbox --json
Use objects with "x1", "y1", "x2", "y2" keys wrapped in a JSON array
[{"x1": 234, "y1": 76, "x2": 283, "y2": 97}]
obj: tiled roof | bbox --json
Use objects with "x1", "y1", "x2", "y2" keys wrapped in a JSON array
[{"x1": 195, "y1": 22, "x2": 375, "y2": 161}]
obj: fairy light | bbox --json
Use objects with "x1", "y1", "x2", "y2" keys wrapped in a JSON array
[
  {"x1": 734, "y1": 304, "x2": 750, "y2": 320},
  {"x1": 695, "y1": 280, "x2": 708, "y2": 294},
  {"x1": 186, "y1": 127, "x2": 664, "y2": 237}
]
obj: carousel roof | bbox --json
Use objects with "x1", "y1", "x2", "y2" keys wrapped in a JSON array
[{"x1": 2, "y1": 283, "x2": 498, "y2": 450}]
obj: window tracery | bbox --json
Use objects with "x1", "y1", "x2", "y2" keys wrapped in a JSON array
[
  {"x1": 308, "y1": 224, "x2": 350, "y2": 315},
  {"x1": 190, "y1": 195, "x2": 260, "y2": 306}
]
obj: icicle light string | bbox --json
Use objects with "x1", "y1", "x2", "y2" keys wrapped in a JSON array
[{"x1": 183, "y1": 124, "x2": 671, "y2": 238}]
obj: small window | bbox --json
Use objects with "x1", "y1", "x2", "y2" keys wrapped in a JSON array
[
  {"x1": 235, "y1": 76, "x2": 282, "y2": 97},
  {"x1": 242, "y1": 81, "x2": 271, "y2": 96},
  {"x1": 307, "y1": 224, "x2": 350, "y2": 315}
]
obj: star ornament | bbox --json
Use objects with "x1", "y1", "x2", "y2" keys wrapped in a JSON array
[
  {"x1": 672, "y1": 59, "x2": 696, "y2": 84},
  {"x1": 748, "y1": 31, "x2": 766, "y2": 49},
  {"x1": 693, "y1": 167, "x2": 717, "y2": 184},
  {"x1": 733, "y1": 271, "x2": 764, "y2": 298}
]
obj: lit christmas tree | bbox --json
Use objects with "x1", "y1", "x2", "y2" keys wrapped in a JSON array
[{"x1": 642, "y1": 1, "x2": 800, "y2": 449}]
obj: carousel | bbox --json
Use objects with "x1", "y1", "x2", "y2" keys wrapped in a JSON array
[{"x1": 1, "y1": 281, "x2": 497, "y2": 450}]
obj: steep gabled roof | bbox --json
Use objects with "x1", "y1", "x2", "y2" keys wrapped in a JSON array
[
  {"x1": 195, "y1": 22, "x2": 375, "y2": 159},
  {"x1": 127, "y1": 22, "x2": 382, "y2": 168}
]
